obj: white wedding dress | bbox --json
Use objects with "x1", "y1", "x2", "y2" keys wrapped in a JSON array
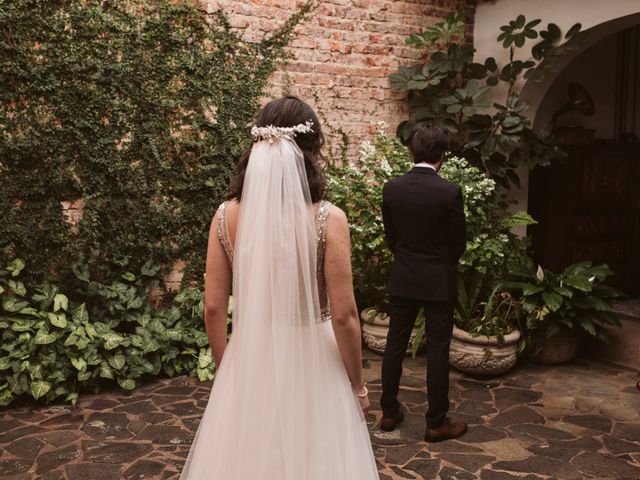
[{"x1": 179, "y1": 138, "x2": 380, "y2": 479}]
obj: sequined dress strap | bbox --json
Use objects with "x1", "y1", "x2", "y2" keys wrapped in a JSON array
[
  {"x1": 217, "y1": 201, "x2": 233, "y2": 267},
  {"x1": 316, "y1": 200, "x2": 331, "y2": 322}
]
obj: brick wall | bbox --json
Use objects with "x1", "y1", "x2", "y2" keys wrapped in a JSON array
[{"x1": 207, "y1": 0, "x2": 476, "y2": 159}]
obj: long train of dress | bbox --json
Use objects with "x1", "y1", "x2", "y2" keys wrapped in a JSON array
[{"x1": 179, "y1": 200, "x2": 380, "y2": 479}]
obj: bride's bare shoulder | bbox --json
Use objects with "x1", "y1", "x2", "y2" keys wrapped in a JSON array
[
  {"x1": 325, "y1": 203, "x2": 346, "y2": 223},
  {"x1": 209, "y1": 199, "x2": 240, "y2": 233},
  {"x1": 324, "y1": 203, "x2": 349, "y2": 244}
]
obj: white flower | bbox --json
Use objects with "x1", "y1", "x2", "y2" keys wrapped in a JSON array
[
  {"x1": 380, "y1": 156, "x2": 392, "y2": 175},
  {"x1": 358, "y1": 140, "x2": 376, "y2": 159}
]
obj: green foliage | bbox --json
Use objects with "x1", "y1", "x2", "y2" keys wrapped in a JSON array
[
  {"x1": 326, "y1": 126, "x2": 411, "y2": 310},
  {"x1": 389, "y1": 10, "x2": 582, "y2": 187},
  {"x1": 467, "y1": 286, "x2": 523, "y2": 344},
  {"x1": 0, "y1": 0, "x2": 309, "y2": 285},
  {"x1": 438, "y1": 157, "x2": 534, "y2": 281},
  {"x1": 0, "y1": 258, "x2": 228, "y2": 407},
  {"x1": 326, "y1": 127, "x2": 533, "y2": 321},
  {"x1": 500, "y1": 262, "x2": 623, "y2": 357}
]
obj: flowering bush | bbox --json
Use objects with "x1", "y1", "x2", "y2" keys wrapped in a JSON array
[
  {"x1": 439, "y1": 157, "x2": 534, "y2": 278},
  {"x1": 327, "y1": 127, "x2": 534, "y2": 328},
  {"x1": 326, "y1": 125, "x2": 409, "y2": 311}
]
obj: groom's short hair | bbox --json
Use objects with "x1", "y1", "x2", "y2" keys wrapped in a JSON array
[{"x1": 410, "y1": 124, "x2": 448, "y2": 164}]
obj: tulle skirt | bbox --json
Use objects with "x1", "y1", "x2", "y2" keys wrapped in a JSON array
[{"x1": 179, "y1": 320, "x2": 380, "y2": 480}]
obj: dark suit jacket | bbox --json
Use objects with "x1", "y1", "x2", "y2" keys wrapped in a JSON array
[{"x1": 382, "y1": 166, "x2": 467, "y2": 301}]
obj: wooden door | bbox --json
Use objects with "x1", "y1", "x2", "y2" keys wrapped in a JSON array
[{"x1": 528, "y1": 144, "x2": 640, "y2": 295}]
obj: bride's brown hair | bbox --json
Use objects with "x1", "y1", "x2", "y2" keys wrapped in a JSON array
[{"x1": 226, "y1": 96, "x2": 326, "y2": 203}]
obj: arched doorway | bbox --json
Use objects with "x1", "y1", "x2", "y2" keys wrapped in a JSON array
[{"x1": 525, "y1": 15, "x2": 640, "y2": 296}]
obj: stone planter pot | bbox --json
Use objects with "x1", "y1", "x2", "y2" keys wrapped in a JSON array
[
  {"x1": 534, "y1": 334, "x2": 579, "y2": 365},
  {"x1": 360, "y1": 308, "x2": 425, "y2": 355},
  {"x1": 449, "y1": 325, "x2": 521, "y2": 376}
]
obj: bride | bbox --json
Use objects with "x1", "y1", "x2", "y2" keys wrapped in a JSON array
[{"x1": 179, "y1": 96, "x2": 380, "y2": 479}]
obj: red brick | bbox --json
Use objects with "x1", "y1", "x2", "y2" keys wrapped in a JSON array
[{"x1": 209, "y1": 0, "x2": 475, "y2": 159}]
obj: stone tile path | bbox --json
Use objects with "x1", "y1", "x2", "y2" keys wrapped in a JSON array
[{"x1": 1, "y1": 351, "x2": 639, "y2": 479}]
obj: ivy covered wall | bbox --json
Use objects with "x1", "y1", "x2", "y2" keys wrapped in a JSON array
[{"x1": 0, "y1": 0, "x2": 308, "y2": 285}]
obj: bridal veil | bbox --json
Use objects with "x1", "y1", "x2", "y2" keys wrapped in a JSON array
[{"x1": 179, "y1": 124, "x2": 379, "y2": 479}]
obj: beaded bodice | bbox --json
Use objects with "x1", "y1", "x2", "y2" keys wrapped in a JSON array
[{"x1": 217, "y1": 200, "x2": 331, "y2": 323}]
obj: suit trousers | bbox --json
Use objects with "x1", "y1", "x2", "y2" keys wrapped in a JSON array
[{"x1": 380, "y1": 296, "x2": 454, "y2": 429}]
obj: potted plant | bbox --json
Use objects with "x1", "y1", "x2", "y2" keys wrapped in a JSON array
[
  {"x1": 447, "y1": 273, "x2": 523, "y2": 376},
  {"x1": 360, "y1": 307, "x2": 425, "y2": 355},
  {"x1": 502, "y1": 262, "x2": 623, "y2": 364}
]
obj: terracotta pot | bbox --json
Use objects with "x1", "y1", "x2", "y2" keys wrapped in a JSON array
[
  {"x1": 534, "y1": 334, "x2": 579, "y2": 365},
  {"x1": 360, "y1": 308, "x2": 425, "y2": 355},
  {"x1": 449, "y1": 325, "x2": 521, "y2": 376}
]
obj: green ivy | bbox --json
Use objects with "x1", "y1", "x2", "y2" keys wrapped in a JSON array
[{"x1": 0, "y1": 0, "x2": 310, "y2": 285}]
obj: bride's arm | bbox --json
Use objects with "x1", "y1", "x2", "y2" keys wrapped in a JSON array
[
  {"x1": 204, "y1": 209, "x2": 232, "y2": 368},
  {"x1": 324, "y1": 206, "x2": 366, "y2": 393}
]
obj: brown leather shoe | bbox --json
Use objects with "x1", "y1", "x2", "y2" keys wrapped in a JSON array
[
  {"x1": 380, "y1": 407, "x2": 405, "y2": 432},
  {"x1": 424, "y1": 418, "x2": 468, "y2": 442}
]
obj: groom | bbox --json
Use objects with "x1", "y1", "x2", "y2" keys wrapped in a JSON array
[{"x1": 380, "y1": 124, "x2": 467, "y2": 442}]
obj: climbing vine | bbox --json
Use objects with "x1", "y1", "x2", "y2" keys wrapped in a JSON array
[{"x1": 0, "y1": 0, "x2": 310, "y2": 285}]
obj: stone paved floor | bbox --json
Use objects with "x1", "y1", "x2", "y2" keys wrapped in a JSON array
[{"x1": 1, "y1": 351, "x2": 639, "y2": 480}]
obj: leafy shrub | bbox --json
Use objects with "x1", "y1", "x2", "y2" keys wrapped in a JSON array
[
  {"x1": 0, "y1": 259, "x2": 224, "y2": 407},
  {"x1": 0, "y1": 0, "x2": 309, "y2": 285},
  {"x1": 500, "y1": 262, "x2": 623, "y2": 357},
  {"x1": 327, "y1": 127, "x2": 533, "y2": 317},
  {"x1": 326, "y1": 126, "x2": 411, "y2": 310},
  {"x1": 389, "y1": 10, "x2": 581, "y2": 186}
]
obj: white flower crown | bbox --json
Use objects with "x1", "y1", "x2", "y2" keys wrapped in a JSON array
[{"x1": 251, "y1": 120, "x2": 314, "y2": 143}]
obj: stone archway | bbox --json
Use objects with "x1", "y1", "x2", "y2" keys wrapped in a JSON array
[{"x1": 520, "y1": 12, "x2": 640, "y2": 130}]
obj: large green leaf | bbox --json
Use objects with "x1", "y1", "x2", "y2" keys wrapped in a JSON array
[
  {"x1": 48, "y1": 312, "x2": 68, "y2": 329},
  {"x1": 99, "y1": 363, "x2": 114, "y2": 379},
  {"x1": 3, "y1": 298, "x2": 30, "y2": 313},
  {"x1": 523, "y1": 284, "x2": 544, "y2": 296},
  {"x1": 569, "y1": 296, "x2": 611, "y2": 311},
  {"x1": 563, "y1": 275, "x2": 592, "y2": 292},
  {"x1": 198, "y1": 348, "x2": 213, "y2": 369},
  {"x1": 108, "y1": 353, "x2": 126, "y2": 370},
  {"x1": 103, "y1": 333, "x2": 124, "y2": 350},
  {"x1": 117, "y1": 378, "x2": 136, "y2": 390},
  {"x1": 30, "y1": 380, "x2": 51, "y2": 400},
  {"x1": 10, "y1": 318, "x2": 36, "y2": 332},
  {"x1": 71, "y1": 357, "x2": 87, "y2": 371},
  {"x1": 577, "y1": 317, "x2": 597, "y2": 337},
  {"x1": 554, "y1": 286, "x2": 573, "y2": 298},
  {"x1": 72, "y1": 304, "x2": 89, "y2": 324},
  {"x1": 7, "y1": 259, "x2": 25, "y2": 277},
  {"x1": 8, "y1": 280, "x2": 27, "y2": 297},
  {"x1": 0, "y1": 357, "x2": 10, "y2": 371},
  {"x1": 53, "y1": 294, "x2": 69, "y2": 312},
  {"x1": 541, "y1": 291, "x2": 563, "y2": 311},
  {"x1": 34, "y1": 328, "x2": 57, "y2": 345},
  {"x1": 165, "y1": 329, "x2": 182, "y2": 341}
]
